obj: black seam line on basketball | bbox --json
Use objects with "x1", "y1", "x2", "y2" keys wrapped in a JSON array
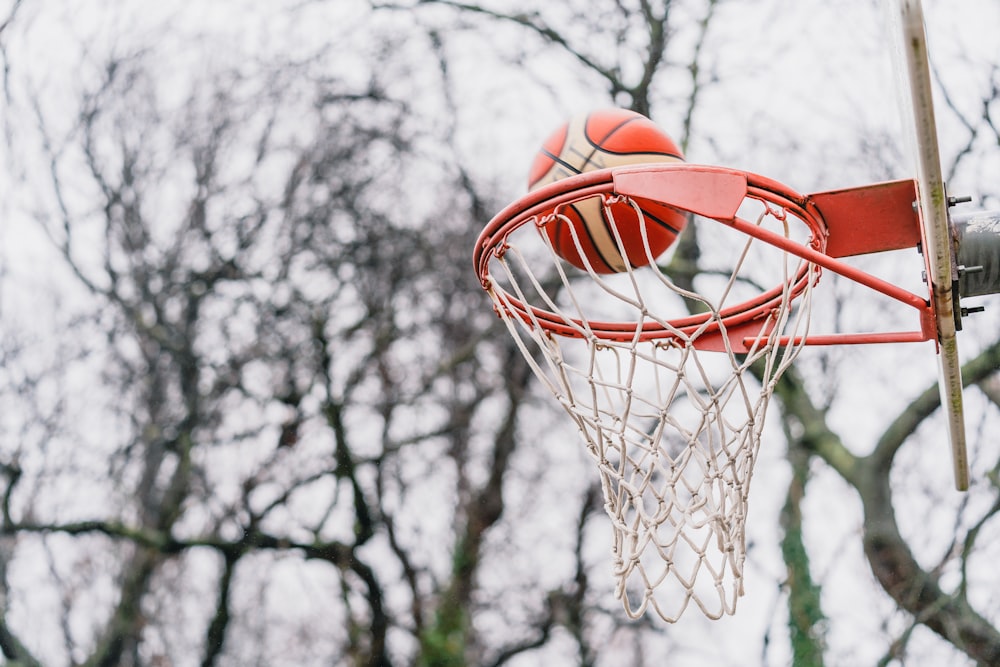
[
  {"x1": 584, "y1": 114, "x2": 684, "y2": 163},
  {"x1": 587, "y1": 113, "x2": 638, "y2": 148},
  {"x1": 568, "y1": 144, "x2": 597, "y2": 170},
  {"x1": 570, "y1": 201, "x2": 616, "y2": 273},
  {"x1": 580, "y1": 113, "x2": 640, "y2": 171},
  {"x1": 603, "y1": 149, "x2": 685, "y2": 160},
  {"x1": 539, "y1": 148, "x2": 584, "y2": 178},
  {"x1": 640, "y1": 207, "x2": 684, "y2": 236}
]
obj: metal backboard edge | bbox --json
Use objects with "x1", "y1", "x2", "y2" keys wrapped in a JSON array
[{"x1": 899, "y1": 0, "x2": 969, "y2": 490}]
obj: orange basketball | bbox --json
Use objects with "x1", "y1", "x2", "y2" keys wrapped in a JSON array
[{"x1": 528, "y1": 109, "x2": 687, "y2": 273}]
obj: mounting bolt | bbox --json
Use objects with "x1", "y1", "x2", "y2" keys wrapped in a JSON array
[
  {"x1": 961, "y1": 305, "x2": 986, "y2": 317},
  {"x1": 948, "y1": 195, "x2": 973, "y2": 207}
]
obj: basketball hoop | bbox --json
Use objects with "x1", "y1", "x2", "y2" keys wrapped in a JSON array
[
  {"x1": 476, "y1": 164, "x2": 824, "y2": 621},
  {"x1": 474, "y1": 163, "x2": 952, "y2": 621}
]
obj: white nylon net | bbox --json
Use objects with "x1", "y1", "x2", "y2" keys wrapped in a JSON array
[{"x1": 483, "y1": 192, "x2": 819, "y2": 621}]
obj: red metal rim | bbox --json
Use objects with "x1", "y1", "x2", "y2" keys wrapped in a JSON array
[{"x1": 474, "y1": 164, "x2": 826, "y2": 343}]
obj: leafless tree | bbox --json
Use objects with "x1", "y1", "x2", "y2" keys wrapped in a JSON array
[{"x1": 2, "y1": 1, "x2": 1000, "y2": 666}]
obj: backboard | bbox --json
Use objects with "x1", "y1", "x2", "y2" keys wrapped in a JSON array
[{"x1": 886, "y1": 0, "x2": 969, "y2": 490}]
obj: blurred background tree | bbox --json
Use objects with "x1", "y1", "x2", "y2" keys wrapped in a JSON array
[{"x1": 0, "y1": 1, "x2": 999, "y2": 665}]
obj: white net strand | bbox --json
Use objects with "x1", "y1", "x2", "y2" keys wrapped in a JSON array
[{"x1": 482, "y1": 189, "x2": 818, "y2": 622}]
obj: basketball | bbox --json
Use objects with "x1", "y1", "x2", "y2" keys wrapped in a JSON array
[{"x1": 527, "y1": 109, "x2": 687, "y2": 273}]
